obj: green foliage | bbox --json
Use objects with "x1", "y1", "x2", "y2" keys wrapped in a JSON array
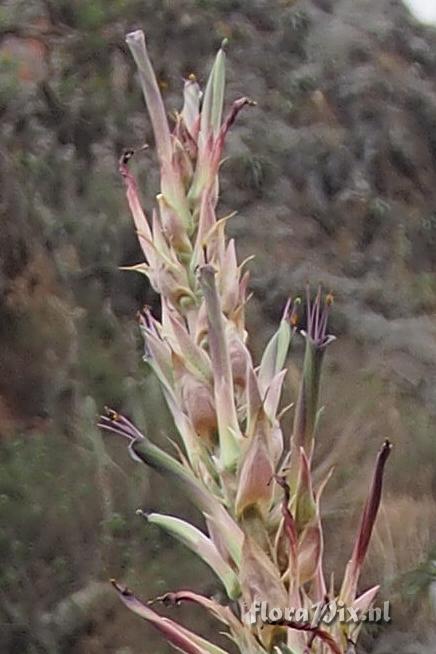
[
  {"x1": 0, "y1": 411, "x2": 170, "y2": 651},
  {"x1": 401, "y1": 553, "x2": 436, "y2": 600},
  {"x1": 0, "y1": 55, "x2": 19, "y2": 109},
  {"x1": 228, "y1": 153, "x2": 272, "y2": 194}
]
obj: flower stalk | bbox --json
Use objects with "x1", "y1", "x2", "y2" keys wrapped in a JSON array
[{"x1": 100, "y1": 31, "x2": 391, "y2": 654}]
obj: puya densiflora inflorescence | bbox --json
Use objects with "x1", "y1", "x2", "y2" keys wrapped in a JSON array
[{"x1": 99, "y1": 30, "x2": 391, "y2": 654}]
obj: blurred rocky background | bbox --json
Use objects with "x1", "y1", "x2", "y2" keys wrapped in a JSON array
[{"x1": 1, "y1": 0, "x2": 436, "y2": 652}]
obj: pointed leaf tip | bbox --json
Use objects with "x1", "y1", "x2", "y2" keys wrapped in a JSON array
[
  {"x1": 125, "y1": 29, "x2": 172, "y2": 165},
  {"x1": 146, "y1": 512, "x2": 240, "y2": 600},
  {"x1": 112, "y1": 581, "x2": 229, "y2": 654},
  {"x1": 341, "y1": 439, "x2": 392, "y2": 605}
]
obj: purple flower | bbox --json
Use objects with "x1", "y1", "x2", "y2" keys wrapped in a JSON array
[{"x1": 302, "y1": 285, "x2": 335, "y2": 350}]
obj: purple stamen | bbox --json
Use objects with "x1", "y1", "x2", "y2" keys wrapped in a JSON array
[
  {"x1": 98, "y1": 409, "x2": 145, "y2": 442},
  {"x1": 304, "y1": 285, "x2": 334, "y2": 350}
]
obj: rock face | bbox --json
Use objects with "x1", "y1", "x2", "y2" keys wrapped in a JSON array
[{"x1": 1, "y1": 0, "x2": 436, "y2": 432}]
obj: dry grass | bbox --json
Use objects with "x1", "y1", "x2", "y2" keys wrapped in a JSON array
[{"x1": 375, "y1": 495, "x2": 436, "y2": 576}]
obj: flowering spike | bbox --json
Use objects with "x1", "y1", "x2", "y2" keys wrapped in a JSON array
[{"x1": 100, "y1": 36, "x2": 391, "y2": 654}]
